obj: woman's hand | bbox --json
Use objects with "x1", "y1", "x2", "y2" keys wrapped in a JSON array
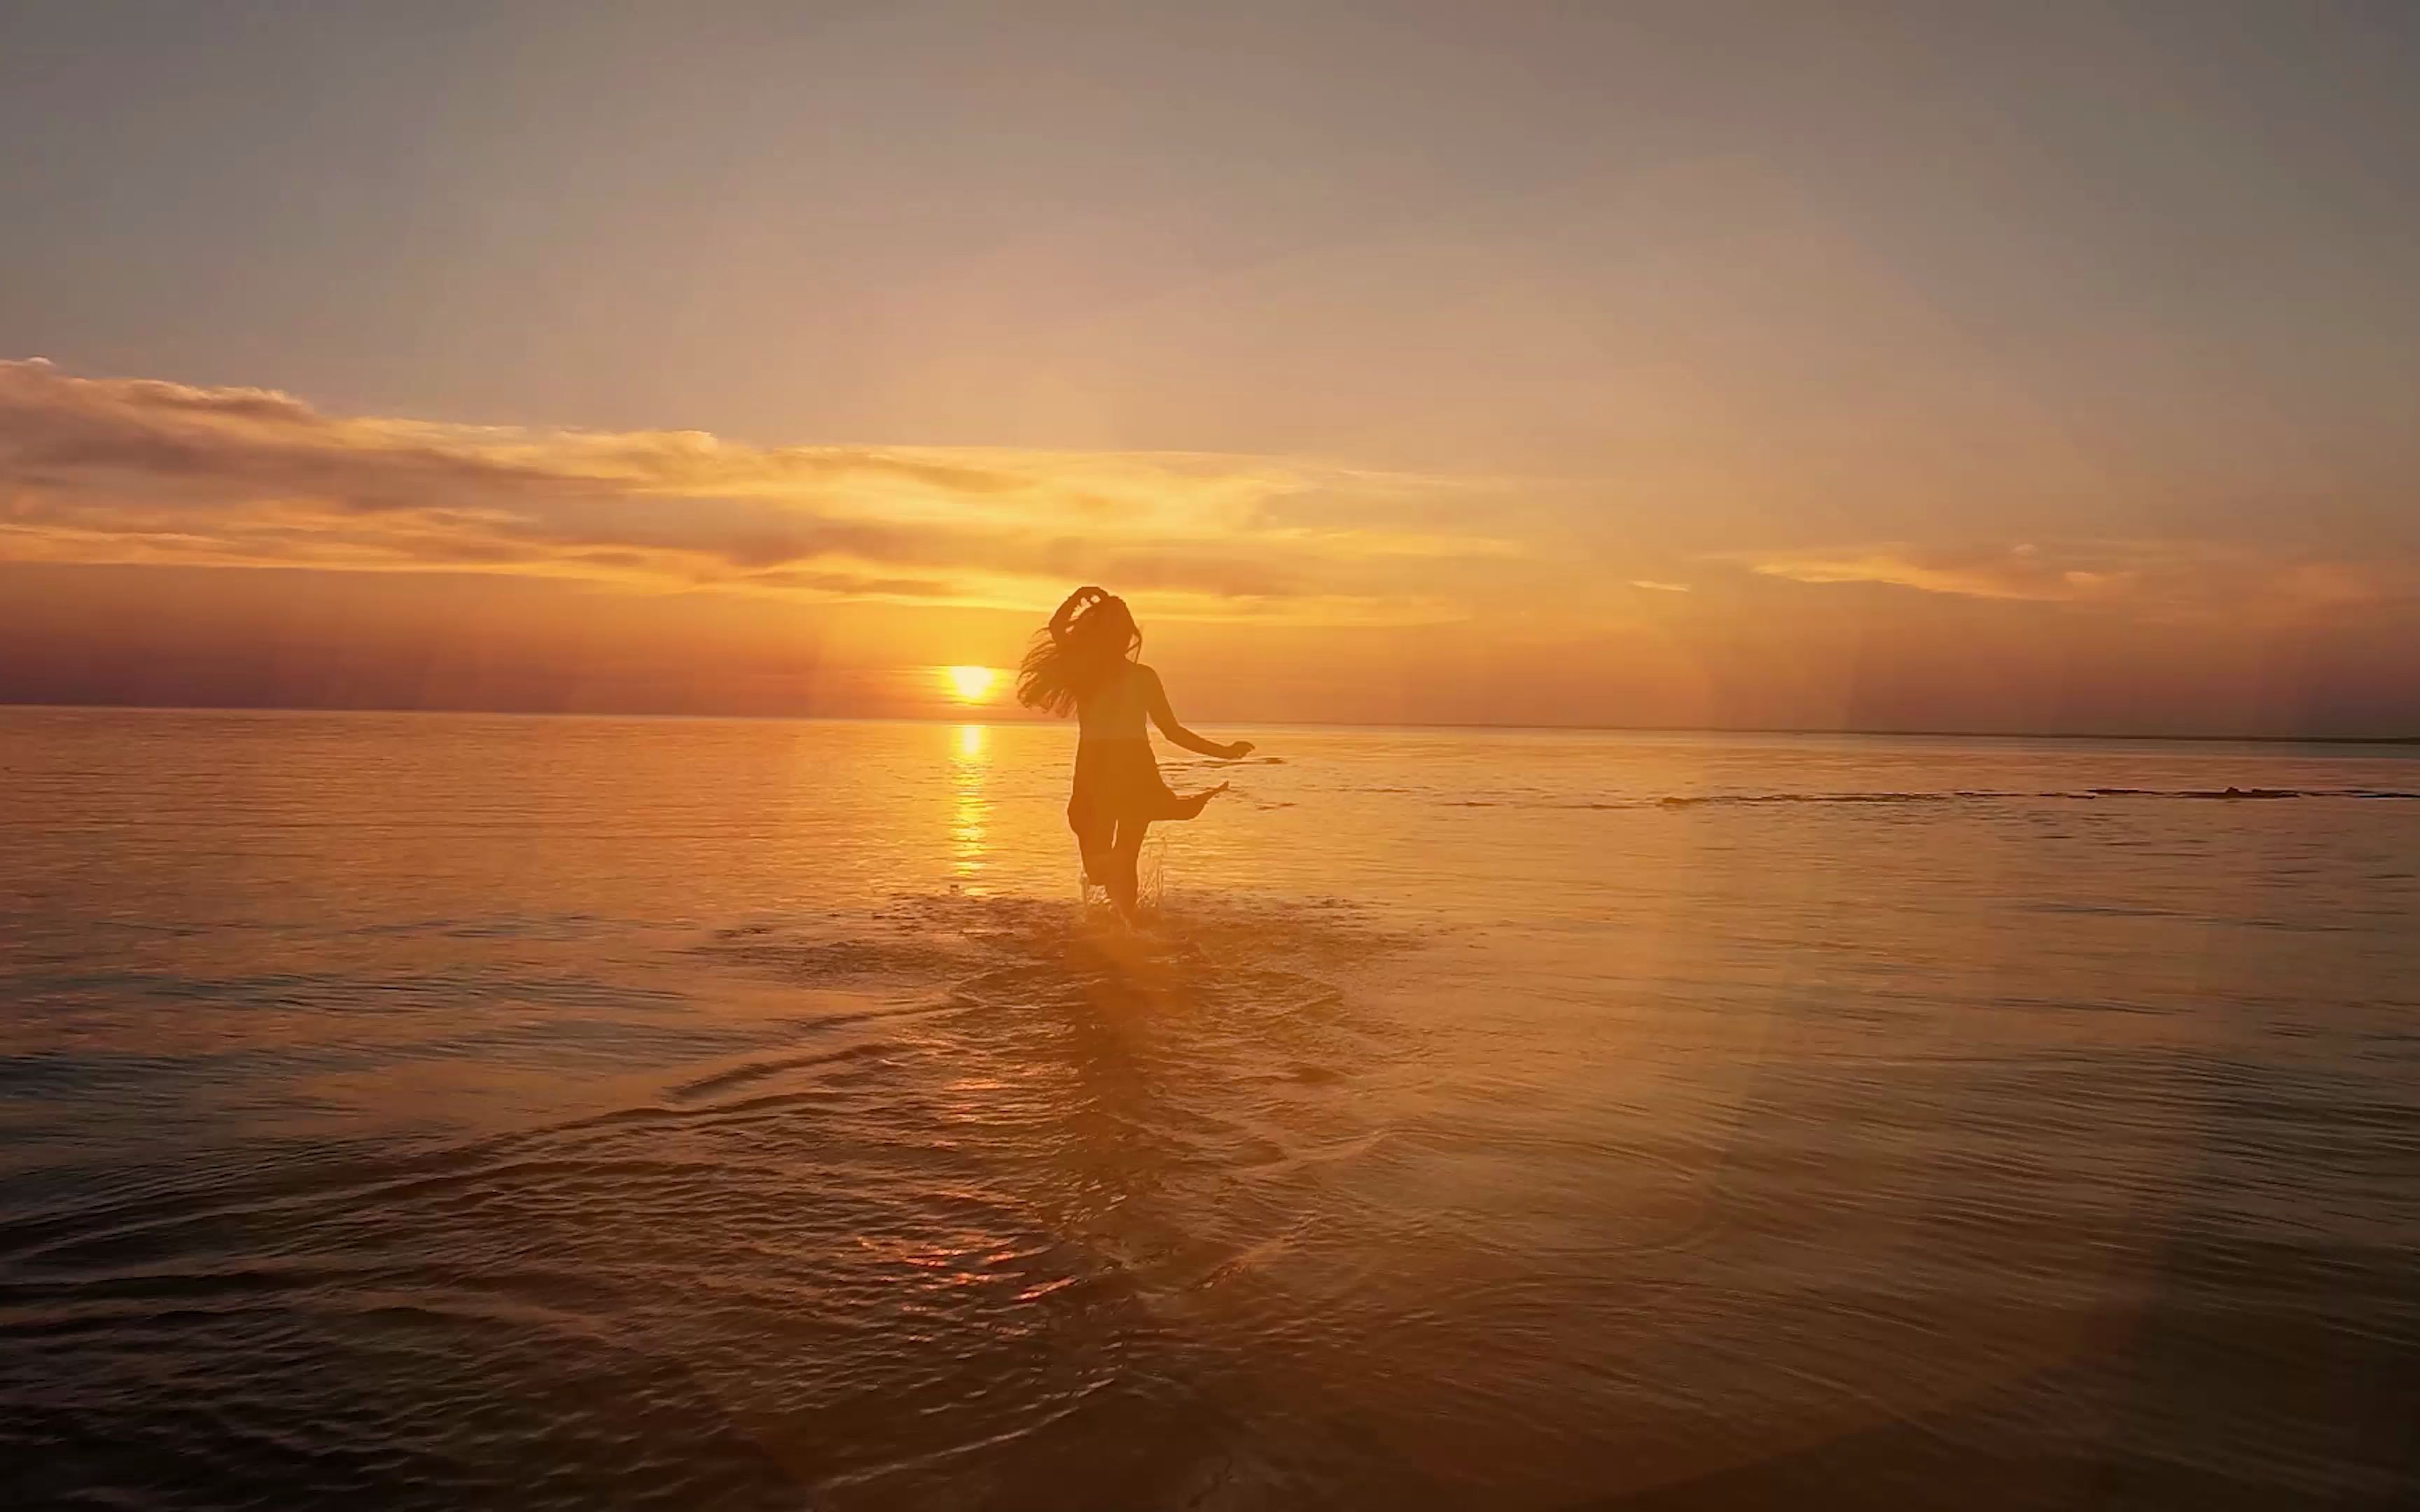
[
  {"x1": 1223, "y1": 741, "x2": 1255, "y2": 760},
  {"x1": 1050, "y1": 585, "x2": 1110, "y2": 634}
]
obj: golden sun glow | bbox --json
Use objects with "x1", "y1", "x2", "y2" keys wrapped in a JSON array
[{"x1": 941, "y1": 664, "x2": 999, "y2": 702}]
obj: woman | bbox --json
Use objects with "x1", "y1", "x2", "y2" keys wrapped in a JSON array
[{"x1": 1016, "y1": 586, "x2": 1253, "y2": 920}]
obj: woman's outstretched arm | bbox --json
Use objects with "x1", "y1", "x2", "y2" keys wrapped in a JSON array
[
  {"x1": 1143, "y1": 667, "x2": 1254, "y2": 760},
  {"x1": 1046, "y1": 585, "x2": 1106, "y2": 645}
]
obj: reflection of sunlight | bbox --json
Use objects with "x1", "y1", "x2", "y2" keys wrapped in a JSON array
[{"x1": 950, "y1": 723, "x2": 990, "y2": 891}]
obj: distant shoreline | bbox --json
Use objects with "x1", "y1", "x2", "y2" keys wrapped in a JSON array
[{"x1": 4, "y1": 700, "x2": 2413, "y2": 746}]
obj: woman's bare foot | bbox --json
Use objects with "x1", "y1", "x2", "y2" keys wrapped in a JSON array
[{"x1": 1174, "y1": 781, "x2": 1230, "y2": 819}]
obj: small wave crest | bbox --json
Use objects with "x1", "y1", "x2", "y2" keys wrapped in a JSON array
[
  {"x1": 1653, "y1": 785, "x2": 2416, "y2": 808},
  {"x1": 693, "y1": 891, "x2": 1412, "y2": 1023}
]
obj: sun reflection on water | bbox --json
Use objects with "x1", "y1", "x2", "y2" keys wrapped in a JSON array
[{"x1": 949, "y1": 723, "x2": 990, "y2": 891}]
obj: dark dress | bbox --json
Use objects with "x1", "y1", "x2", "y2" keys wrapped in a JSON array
[{"x1": 1066, "y1": 738, "x2": 1189, "y2": 834}]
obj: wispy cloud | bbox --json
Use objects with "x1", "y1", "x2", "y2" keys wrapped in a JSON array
[
  {"x1": 13, "y1": 361, "x2": 2409, "y2": 649},
  {"x1": 1731, "y1": 539, "x2": 2407, "y2": 615},
  {"x1": 0, "y1": 358, "x2": 1522, "y2": 622}
]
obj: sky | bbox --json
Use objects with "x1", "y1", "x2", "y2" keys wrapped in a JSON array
[{"x1": 4, "y1": 1, "x2": 2417, "y2": 734}]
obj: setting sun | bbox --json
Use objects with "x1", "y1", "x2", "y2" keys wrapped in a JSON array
[{"x1": 942, "y1": 665, "x2": 999, "y2": 702}]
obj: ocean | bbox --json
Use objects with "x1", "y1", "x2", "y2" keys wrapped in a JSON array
[{"x1": 1, "y1": 707, "x2": 2414, "y2": 1510}]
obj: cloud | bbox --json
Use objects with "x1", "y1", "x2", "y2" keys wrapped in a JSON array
[
  {"x1": 0, "y1": 358, "x2": 1522, "y2": 621},
  {"x1": 12, "y1": 360, "x2": 2408, "y2": 650},
  {"x1": 1731, "y1": 539, "x2": 2409, "y2": 616}
]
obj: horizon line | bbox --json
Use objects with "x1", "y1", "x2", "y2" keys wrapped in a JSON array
[{"x1": 3, "y1": 699, "x2": 2413, "y2": 746}]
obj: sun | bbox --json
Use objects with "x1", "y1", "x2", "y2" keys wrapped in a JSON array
[{"x1": 941, "y1": 664, "x2": 999, "y2": 702}]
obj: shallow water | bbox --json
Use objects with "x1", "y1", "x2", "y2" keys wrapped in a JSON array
[{"x1": 1, "y1": 708, "x2": 2415, "y2": 1511}]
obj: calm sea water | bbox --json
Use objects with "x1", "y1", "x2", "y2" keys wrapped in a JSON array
[{"x1": 1, "y1": 708, "x2": 2414, "y2": 1511}]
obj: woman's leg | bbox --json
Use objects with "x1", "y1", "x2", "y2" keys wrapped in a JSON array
[
  {"x1": 1071, "y1": 811, "x2": 1115, "y2": 897},
  {"x1": 1171, "y1": 781, "x2": 1229, "y2": 819},
  {"x1": 1109, "y1": 818, "x2": 1150, "y2": 920}
]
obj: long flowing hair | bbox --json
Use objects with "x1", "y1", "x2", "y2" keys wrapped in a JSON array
[{"x1": 1016, "y1": 594, "x2": 1141, "y2": 717}]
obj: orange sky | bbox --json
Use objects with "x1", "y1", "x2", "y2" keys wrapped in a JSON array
[
  {"x1": 4, "y1": 6, "x2": 2419, "y2": 734},
  {"x1": 2, "y1": 352, "x2": 2416, "y2": 734}
]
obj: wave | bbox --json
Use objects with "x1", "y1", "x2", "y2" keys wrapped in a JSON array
[
  {"x1": 1426, "y1": 785, "x2": 2419, "y2": 810},
  {"x1": 693, "y1": 891, "x2": 1413, "y2": 1016},
  {"x1": 1653, "y1": 785, "x2": 2417, "y2": 808},
  {"x1": 2, "y1": 888, "x2": 1426, "y2": 1511}
]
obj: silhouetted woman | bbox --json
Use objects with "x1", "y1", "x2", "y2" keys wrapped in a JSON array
[{"x1": 1017, "y1": 586, "x2": 1253, "y2": 920}]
